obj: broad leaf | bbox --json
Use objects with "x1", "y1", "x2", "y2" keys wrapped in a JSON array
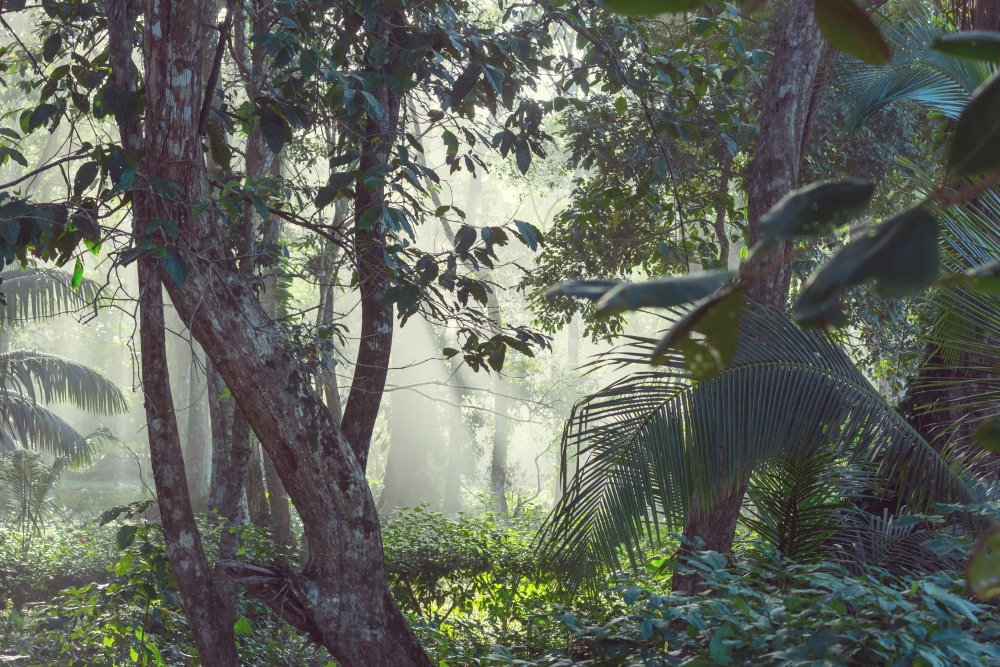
[
  {"x1": 972, "y1": 417, "x2": 1000, "y2": 453},
  {"x1": 454, "y1": 225, "x2": 477, "y2": 254},
  {"x1": 948, "y1": 71, "x2": 1000, "y2": 177},
  {"x1": 451, "y1": 62, "x2": 481, "y2": 106},
  {"x1": 72, "y1": 162, "x2": 99, "y2": 197},
  {"x1": 652, "y1": 289, "x2": 744, "y2": 380},
  {"x1": 968, "y1": 526, "x2": 1000, "y2": 600},
  {"x1": 793, "y1": 206, "x2": 938, "y2": 329},
  {"x1": 158, "y1": 247, "x2": 188, "y2": 289},
  {"x1": 512, "y1": 219, "x2": 540, "y2": 251},
  {"x1": 814, "y1": 0, "x2": 890, "y2": 65},
  {"x1": 259, "y1": 110, "x2": 289, "y2": 155},
  {"x1": 545, "y1": 279, "x2": 622, "y2": 301},
  {"x1": 116, "y1": 524, "x2": 137, "y2": 550},
  {"x1": 42, "y1": 32, "x2": 62, "y2": 63},
  {"x1": 932, "y1": 31, "x2": 1000, "y2": 63},
  {"x1": 594, "y1": 270, "x2": 734, "y2": 317},
  {"x1": 751, "y1": 179, "x2": 874, "y2": 256}
]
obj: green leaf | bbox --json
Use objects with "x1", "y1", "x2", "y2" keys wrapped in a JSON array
[
  {"x1": 114, "y1": 552, "x2": 134, "y2": 576},
  {"x1": 793, "y1": 206, "x2": 938, "y2": 329},
  {"x1": 813, "y1": 0, "x2": 890, "y2": 65},
  {"x1": 116, "y1": 524, "x2": 137, "y2": 550},
  {"x1": 158, "y1": 247, "x2": 188, "y2": 288},
  {"x1": 259, "y1": 110, "x2": 289, "y2": 155},
  {"x1": 357, "y1": 206, "x2": 383, "y2": 230},
  {"x1": 441, "y1": 130, "x2": 459, "y2": 156},
  {"x1": 206, "y1": 125, "x2": 232, "y2": 172},
  {"x1": 652, "y1": 289, "x2": 745, "y2": 381},
  {"x1": 27, "y1": 104, "x2": 58, "y2": 133},
  {"x1": 146, "y1": 218, "x2": 180, "y2": 239},
  {"x1": 968, "y1": 525, "x2": 1000, "y2": 600},
  {"x1": 73, "y1": 161, "x2": 99, "y2": 197},
  {"x1": 972, "y1": 417, "x2": 1000, "y2": 453},
  {"x1": 299, "y1": 48, "x2": 320, "y2": 78},
  {"x1": 42, "y1": 32, "x2": 62, "y2": 63},
  {"x1": 71, "y1": 257, "x2": 83, "y2": 290},
  {"x1": 450, "y1": 62, "x2": 481, "y2": 106},
  {"x1": 514, "y1": 137, "x2": 531, "y2": 175},
  {"x1": 5, "y1": 148, "x2": 27, "y2": 167},
  {"x1": 932, "y1": 31, "x2": 1000, "y2": 63},
  {"x1": 750, "y1": 179, "x2": 874, "y2": 257},
  {"x1": 614, "y1": 96, "x2": 627, "y2": 115},
  {"x1": 948, "y1": 71, "x2": 1000, "y2": 177},
  {"x1": 454, "y1": 225, "x2": 477, "y2": 254},
  {"x1": 512, "y1": 219, "x2": 541, "y2": 251},
  {"x1": 545, "y1": 279, "x2": 623, "y2": 301},
  {"x1": 594, "y1": 270, "x2": 734, "y2": 317},
  {"x1": 605, "y1": 0, "x2": 711, "y2": 16},
  {"x1": 233, "y1": 616, "x2": 254, "y2": 636}
]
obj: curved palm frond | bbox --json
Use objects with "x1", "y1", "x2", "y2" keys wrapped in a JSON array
[
  {"x1": 0, "y1": 392, "x2": 100, "y2": 466},
  {"x1": 0, "y1": 350, "x2": 128, "y2": 416},
  {"x1": 0, "y1": 268, "x2": 104, "y2": 324},
  {"x1": 538, "y1": 304, "x2": 970, "y2": 583},
  {"x1": 842, "y1": 18, "x2": 995, "y2": 134}
]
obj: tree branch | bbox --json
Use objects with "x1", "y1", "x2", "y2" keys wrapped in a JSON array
[{"x1": 198, "y1": 0, "x2": 237, "y2": 136}]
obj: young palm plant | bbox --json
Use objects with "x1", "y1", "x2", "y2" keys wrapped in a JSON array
[
  {"x1": 538, "y1": 303, "x2": 973, "y2": 584},
  {"x1": 0, "y1": 267, "x2": 125, "y2": 465}
]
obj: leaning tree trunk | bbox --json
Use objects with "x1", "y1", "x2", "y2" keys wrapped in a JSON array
[
  {"x1": 140, "y1": 0, "x2": 431, "y2": 661},
  {"x1": 110, "y1": 0, "x2": 239, "y2": 662},
  {"x1": 677, "y1": 0, "x2": 826, "y2": 570}
]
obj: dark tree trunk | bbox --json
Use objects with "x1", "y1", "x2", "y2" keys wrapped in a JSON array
[
  {"x1": 339, "y1": 35, "x2": 402, "y2": 470},
  {"x1": 678, "y1": 0, "x2": 826, "y2": 572},
  {"x1": 111, "y1": 0, "x2": 239, "y2": 662},
  {"x1": 207, "y1": 359, "x2": 251, "y2": 626},
  {"x1": 673, "y1": 483, "x2": 748, "y2": 595},
  {"x1": 245, "y1": 437, "x2": 272, "y2": 526},
  {"x1": 745, "y1": 0, "x2": 826, "y2": 309}
]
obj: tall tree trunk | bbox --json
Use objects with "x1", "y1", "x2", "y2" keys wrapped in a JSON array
[
  {"x1": 245, "y1": 439, "x2": 271, "y2": 526},
  {"x1": 185, "y1": 347, "x2": 211, "y2": 510},
  {"x1": 442, "y1": 368, "x2": 467, "y2": 513},
  {"x1": 207, "y1": 359, "x2": 251, "y2": 626},
  {"x1": 111, "y1": 0, "x2": 239, "y2": 662},
  {"x1": 142, "y1": 0, "x2": 430, "y2": 660},
  {"x1": 682, "y1": 0, "x2": 825, "y2": 562},
  {"x1": 339, "y1": 36, "x2": 402, "y2": 470},
  {"x1": 744, "y1": 0, "x2": 825, "y2": 310}
]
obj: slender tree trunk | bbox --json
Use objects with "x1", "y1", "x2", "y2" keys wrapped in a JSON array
[
  {"x1": 207, "y1": 359, "x2": 251, "y2": 626},
  {"x1": 491, "y1": 368, "x2": 509, "y2": 518},
  {"x1": 245, "y1": 439, "x2": 271, "y2": 526},
  {"x1": 680, "y1": 0, "x2": 825, "y2": 566},
  {"x1": 339, "y1": 34, "x2": 401, "y2": 470},
  {"x1": 111, "y1": 0, "x2": 238, "y2": 662},
  {"x1": 185, "y1": 347, "x2": 211, "y2": 510},
  {"x1": 442, "y1": 369, "x2": 467, "y2": 513},
  {"x1": 744, "y1": 0, "x2": 825, "y2": 309}
]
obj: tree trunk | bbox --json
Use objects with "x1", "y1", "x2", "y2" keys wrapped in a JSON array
[
  {"x1": 245, "y1": 438, "x2": 271, "y2": 526},
  {"x1": 185, "y1": 347, "x2": 211, "y2": 510},
  {"x1": 112, "y1": 0, "x2": 239, "y2": 662},
  {"x1": 672, "y1": 483, "x2": 747, "y2": 595},
  {"x1": 677, "y1": 0, "x2": 826, "y2": 578},
  {"x1": 339, "y1": 39, "x2": 402, "y2": 470},
  {"x1": 141, "y1": 0, "x2": 430, "y2": 660},
  {"x1": 377, "y1": 383, "x2": 434, "y2": 513},
  {"x1": 442, "y1": 371, "x2": 467, "y2": 514},
  {"x1": 744, "y1": 0, "x2": 826, "y2": 309}
]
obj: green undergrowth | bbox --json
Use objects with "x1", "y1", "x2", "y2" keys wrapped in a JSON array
[{"x1": 0, "y1": 504, "x2": 997, "y2": 665}]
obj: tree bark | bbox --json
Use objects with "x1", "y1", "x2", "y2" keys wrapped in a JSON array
[
  {"x1": 185, "y1": 347, "x2": 211, "y2": 510},
  {"x1": 677, "y1": 0, "x2": 826, "y2": 576},
  {"x1": 744, "y1": 0, "x2": 826, "y2": 309},
  {"x1": 207, "y1": 359, "x2": 251, "y2": 626},
  {"x1": 672, "y1": 482, "x2": 747, "y2": 595},
  {"x1": 339, "y1": 27, "x2": 402, "y2": 470},
  {"x1": 140, "y1": 0, "x2": 430, "y2": 659},
  {"x1": 111, "y1": 0, "x2": 239, "y2": 662}
]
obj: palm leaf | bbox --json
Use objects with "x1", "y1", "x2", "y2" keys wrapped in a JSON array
[
  {"x1": 0, "y1": 350, "x2": 128, "y2": 416},
  {"x1": 842, "y1": 18, "x2": 995, "y2": 134},
  {"x1": 0, "y1": 268, "x2": 104, "y2": 324},
  {"x1": 538, "y1": 303, "x2": 971, "y2": 583},
  {"x1": 0, "y1": 393, "x2": 100, "y2": 466}
]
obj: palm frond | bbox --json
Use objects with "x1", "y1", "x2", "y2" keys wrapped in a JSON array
[
  {"x1": 538, "y1": 303, "x2": 970, "y2": 583},
  {"x1": 826, "y1": 508, "x2": 963, "y2": 575},
  {"x1": 0, "y1": 350, "x2": 128, "y2": 416},
  {"x1": 743, "y1": 447, "x2": 866, "y2": 563},
  {"x1": 841, "y1": 18, "x2": 995, "y2": 134},
  {"x1": 0, "y1": 393, "x2": 99, "y2": 466},
  {"x1": 0, "y1": 268, "x2": 104, "y2": 324}
]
